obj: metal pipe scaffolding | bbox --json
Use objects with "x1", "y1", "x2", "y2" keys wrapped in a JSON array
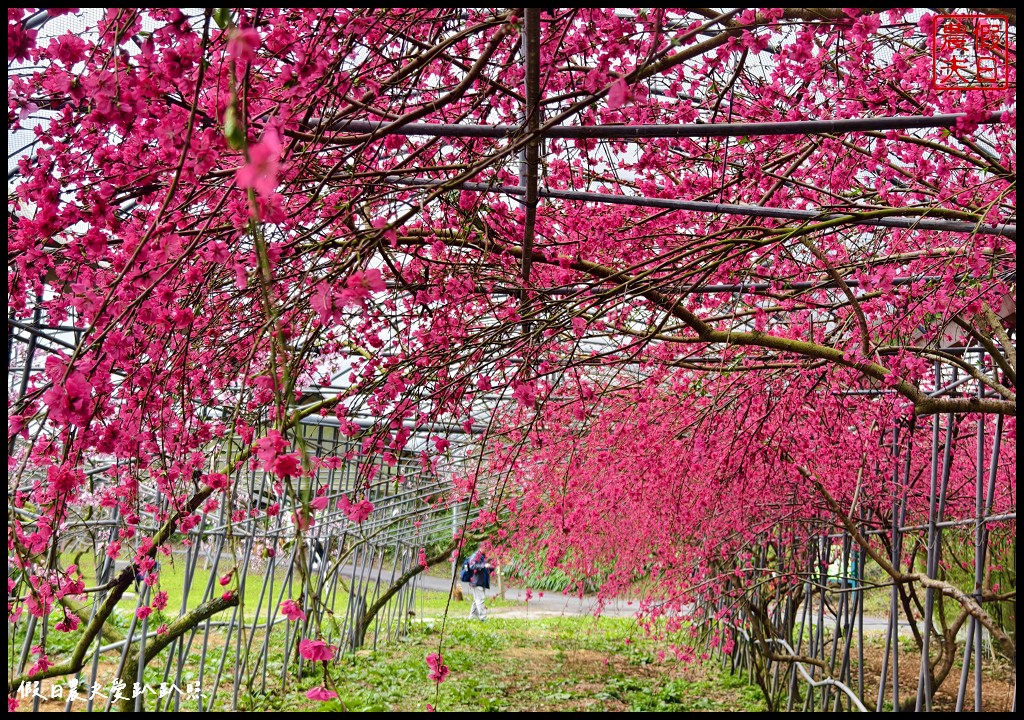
[
  {"x1": 319, "y1": 111, "x2": 1007, "y2": 139},
  {"x1": 386, "y1": 178, "x2": 1015, "y2": 238},
  {"x1": 7, "y1": 8, "x2": 1016, "y2": 714}
]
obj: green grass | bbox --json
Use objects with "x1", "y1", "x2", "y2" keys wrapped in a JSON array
[
  {"x1": 22, "y1": 556, "x2": 764, "y2": 712},
  {"x1": 275, "y1": 615, "x2": 765, "y2": 712},
  {"x1": 61, "y1": 551, "x2": 355, "y2": 625}
]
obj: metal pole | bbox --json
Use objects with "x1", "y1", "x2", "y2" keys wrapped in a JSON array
[
  {"x1": 320, "y1": 111, "x2": 1007, "y2": 140},
  {"x1": 387, "y1": 177, "x2": 1015, "y2": 238}
]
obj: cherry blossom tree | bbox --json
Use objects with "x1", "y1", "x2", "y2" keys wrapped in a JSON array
[{"x1": 7, "y1": 7, "x2": 1015, "y2": 710}]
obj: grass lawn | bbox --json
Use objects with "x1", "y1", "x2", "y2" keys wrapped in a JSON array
[
  {"x1": 272, "y1": 614, "x2": 765, "y2": 712},
  {"x1": 19, "y1": 566, "x2": 1015, "y2": 713}
]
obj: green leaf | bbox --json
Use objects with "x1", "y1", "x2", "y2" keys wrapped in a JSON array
[
  {"x1": 213, "y1": 8, "x2": 232, "y2": 30},
  {"x1": 224, "y1": 103, "x2": 246, "y2": 151}
]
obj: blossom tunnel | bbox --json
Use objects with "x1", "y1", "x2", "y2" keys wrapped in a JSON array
[{"x1": 7, "y1": 7, "x2": 1017, "y2": 712}]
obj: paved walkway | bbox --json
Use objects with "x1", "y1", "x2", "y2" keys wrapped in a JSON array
[
  {"x1": 412, "y1": 570, "x2": 918, "y2": 633},
  {"x1": 414, "y1": 570, "x2": 638, "y2": 617}
]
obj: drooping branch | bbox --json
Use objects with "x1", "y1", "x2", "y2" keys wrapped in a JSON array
[
  {"x1": 401, "y1": 231, "x2": 1017, "y2": 416},
  {"x1": 797, "y1": 464, "x2": 1016, "y2": 664}
]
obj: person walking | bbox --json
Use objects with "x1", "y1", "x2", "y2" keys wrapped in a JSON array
[{"x1": 467, "y1": 550, "x2": 492, "y2": 620}]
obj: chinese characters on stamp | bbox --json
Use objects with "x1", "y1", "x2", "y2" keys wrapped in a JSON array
[{"x1": 932, "y1": 15, "x2": 1009, "y2": 90}]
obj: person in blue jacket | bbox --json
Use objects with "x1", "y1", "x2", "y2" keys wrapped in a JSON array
[{"x1": 467, "y1": 550, "x2": 492, "y2": 620}]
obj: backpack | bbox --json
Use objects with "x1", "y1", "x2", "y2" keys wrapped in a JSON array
[{"x1": 459, "y1": 557, "x2": 472, "y2": 582}]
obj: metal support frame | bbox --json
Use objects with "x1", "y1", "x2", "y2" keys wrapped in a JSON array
[
  {"x1": 320, "y1": 111, "x2": 1007, "y2": 140},
  {"x1": 7, "y1": 412, "x2": 482, "y2": 711},
  {"x1": 693, "y1": 356, "x2": 1014, "y2": 712},
  {"x1": 387, "y1": 177, "x2": 1015, "y2": 238}
]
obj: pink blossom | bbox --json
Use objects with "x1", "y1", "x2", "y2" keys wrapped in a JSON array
[
  {"x1": 8, "y1": 23, "x2": 37, "y2": 62},
  {"x1": 255, "y1": 429, "x2": 290, "y2": 472},
  {"x1": 47, "y1": 34, "x2": 87, "y2": 65},
  {"x1": 227, "y1": 27, "x2": 261, "y2": 64},
  {"x1": 136, "y1": 606, "x2": 153, "y2": 620},
  {"x1": 292, "y1": 510, "x2": 314, "y2": 531},
  {"x1": 511, "y1": 382, "x2": 537, "y2": 408},
  {"x1": 343, "y1": 269, "x2": 386, "y2": 306},
  {"x1": 55, "y1": 613, "x2": 80, "y2": 632},
  {"x1": 306, "y1": 686, "x2": 338, "y2": 701},
  {"x1": 740, "y1": 30, "x2": 769, "y2": 53},
  {"x1": 426, "y1": 653, "x2": 449, "y2": 684},
  {"x1": 42, "y1": 371, "x2": 93, "y2": 426},
  {"x1": 272, "y1": 452, "x2": 302, "y2": 478},
  {"x1": 28, "y1": 654, "x2": 52, "y2": 676},
  {"x1": 352, "y1": 500, "x2": 375, "y2": 522},
  {"x1": 58, "y1": 568, "x2": 85, "y2": 599},
  {"x1": 337, "y1": 497, "x2": 375, "y2": 524},
  {"x1": 236, "y1": 129, "x2": 281, "y2": 199},
  {"x1": 299, "y1": 638, "x2": 336, "y2": 662},
  {"x1": 46, "y1": 463, "x2": 85, "y2": 500},
  {"x1": 9, "y1": 414, "x2": 27, "y2": 439},
  {"x1": 206, "y1": 473, "x2": 230, "y2": 491},
  {"x1": 321, "y1": 455, "x2": 343, "y2": 470},
  {"x1": 311, "y1": 283, "x2": 344, "y2": 325},
  {"x1": 917, "y1": 13, "x2": 935, "y2": 35},
  {"x1": 607, "y1": 78, "x2": 631, "y2": 110},
  {"x1": 280, "y1": 599, "x2": 306, "y2": 622}
]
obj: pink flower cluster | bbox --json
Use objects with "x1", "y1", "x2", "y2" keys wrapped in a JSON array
[
  {"x1": 236, "y1": 129, "x2": 281, "y2": 199},
  {"x1": 280, "y1": 598, "x2": 306, "y2": 622},
  {"x1": 311, "y1": 269, "x2": 387, "y2": 325},
  {"x1": 254, "y1": 429, "x2": 303, "y2": 477},
  {"x1": 426, "y1": 653, "x2": 449, "y2": 684},
  {"x1": 337, "y1": 496, "x2": 375, "y2": 523},
  {"x1": 42, "y1": 356, "x2": 93, "y2": 427},
  {"x1": 306, "y1": 686, "x2": 337, "y2": 701},
  {"x1": 299, "y1": 638, "x2": 337, "y2": 663}
]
